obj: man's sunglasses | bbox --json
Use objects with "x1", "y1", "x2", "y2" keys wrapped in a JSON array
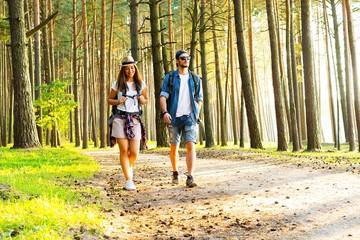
[{"x1": 179, "y1": 56, "x2": 191, "y2": 60}]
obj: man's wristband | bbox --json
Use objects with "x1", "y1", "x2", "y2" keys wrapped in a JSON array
[{"x1": 161, "y1": 111, "x2": 168, "y2": 117}]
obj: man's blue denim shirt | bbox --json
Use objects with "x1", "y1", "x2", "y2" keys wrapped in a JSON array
[{"x1": 160, "y1": 70, "x2": 203, "y2": 125}]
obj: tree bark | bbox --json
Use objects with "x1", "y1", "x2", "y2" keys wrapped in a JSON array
[
  {"x1": 301, "y1": 0, "x2": 322, "y2": 151},
  {"x1": 82, "y1": 0, "x2": 89, "y2": 149},
  {"x1": 149, "y1": 0, "x2": 167, "y2": 147},
  {"x1": 343, "y1": 0, "x2": 360, "y2": 152},
  {"x1": 286, "y1": 0, "x2": 300, "y2": 151},
  {"x1": 189, "y1": 0, "x2": 198, "y2": 71},
  {"x1": 341, "y1": 0, "x2": 355, "y2": 151},
  {"x1": 210, "y1": 0, "x2": 227, "y2": 146},
  {"x1": 266, "y1": 0, "x2": 287, "y2": 151},
  {"x1": 73, "y1": 0, "x2": 81, "y2": 147},
  {"x1": 228, "y1": 1, "x2": 238, "y2": 145},
  {"x1": 99, "y1": 0, "x2": 107, "y2": 148},
  {"x1": 199, "y1": 0, "x2": 214, "y2": 147},
  {"x1": 33, "y1": 0, "x2": 43, "y2": 145},
  {"x1": 6, "y1": 0, "x2": 41, "y2": 148},
  {"x1": 290, "y1": 1, "x2": 302, "y2": 148},
  {"x1": 330, "y1": 0, "x2": 349, "y2": 142},
  {"x1": 233, "y1": 0, "x2": 263, "y2": 149}
]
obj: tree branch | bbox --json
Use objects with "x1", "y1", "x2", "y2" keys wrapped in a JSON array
[{"x1": 26, "y1": 11, "x2": 59, "y2": 38}]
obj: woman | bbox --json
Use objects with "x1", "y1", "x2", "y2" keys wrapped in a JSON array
[{"x1": 108, "y1": 56, "x2": 147, "y2": 191}]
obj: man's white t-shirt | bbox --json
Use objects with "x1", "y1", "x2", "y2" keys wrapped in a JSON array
[
  {"x1": 111, "y1": 80, "x2": 146, "y2": 113},
  {"x1": 176, "y1": 73, "x2": 193, "y2": 117}
]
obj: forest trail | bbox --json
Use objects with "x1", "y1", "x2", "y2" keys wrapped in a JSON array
[{"x1": 83, "y1": 150, "x2": 360, "y2": 240}]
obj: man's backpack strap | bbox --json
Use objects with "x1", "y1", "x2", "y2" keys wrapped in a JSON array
[
  {"x1": 189, "y1": 70, "x2": 199, "y2": 99},
  {"x1": 168, "y1": 70, "x2": 199, "y2": 98},
  {"x1": 168, "y1": 70, "x2": 174, "y2": 96}
]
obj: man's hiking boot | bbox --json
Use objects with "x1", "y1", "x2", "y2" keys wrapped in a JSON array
[
  {"x1": 186, "y1": 174, "x2": 197, "y2": 188},
  {"x1": 172, "y1": 171, "x2": 179, "y2": 184}
]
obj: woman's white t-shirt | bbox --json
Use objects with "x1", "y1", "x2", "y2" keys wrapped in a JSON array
[{"x1": 111, "y1": 80, "x2": 146, "y2": 113}]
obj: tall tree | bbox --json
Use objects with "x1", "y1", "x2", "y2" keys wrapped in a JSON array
[
  {"x1": 266, "y1": 0, "x2": 287, "y2": 151},
  {"x1": 130, "y1": 0, "x2": 140, "y2": 61},
  {"x1": 149, "y1": 0, "x2": 167, "y2": 147},
  {"x1": 233, "y1": 0, "x2": 263, "y2": 149},
  {"x1": 189, "y1": 0, "x2": 198, "y2": 71},
  {"x1": 343, "y1": 0, "x2": 360, "y2": 152},
  {"x1": 167, "y1": 0, "x2": 174, "y2": 69},
  {"x1": 301, "y1": 0, "x2": 322, "y2": 150},
  {"x1": 6, "y1": 0, "x2": 41, "y2": 148},
  {"x1": 210, "y1": 0, "x2": 227, "y2": 146},
  {"x1": 341, "y1": 0, "x2": 355, "y2": 151},
  {"x1": 33, "y1": 0, "x2": 43, "y2": 145},
  {"x1": 73, "y1": 0, "x2": 81, "y2": 147},
  {"x1": 228, "y1": 1, "x2": 238, "y2": 145},
  {"x1": 322, "y1": 0, "x2": 337, "y2": 148},
  {"x1": 99, "y1": 0, "x2": 107, "y2": 148},
  {"x1": 290, "y1": 0, "x2": 302, "y2": 149},
  {"x1": 82, "y1": 0, "x2": 89, "y2": 149},
  {"x1": 330, "y1": 0, "x2": 348, "y2": 142},
  {"x1": 286, "y1": 0, "x2": 300, "y2": 151},
  {"x1": 199, "y1": 0, "x2": 214, "y2": 147}
]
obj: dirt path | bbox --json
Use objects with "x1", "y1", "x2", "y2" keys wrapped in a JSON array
[{"x1": 84, "y1": 150, "x2": 360, "y2": 240}]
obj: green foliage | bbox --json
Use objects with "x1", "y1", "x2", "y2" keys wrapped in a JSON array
[
  {"x1": 0, "y1": 15, "x2": 10, "y2": 42},
  {"x1": 33, "y1": 80, "x2": 78, "y2": 131},
  {"x1": 0, "y1": 147, "x2": 103, "y2": 238}
]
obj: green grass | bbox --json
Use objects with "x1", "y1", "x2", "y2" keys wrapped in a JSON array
[{"x1": 0, "y1": 147, "x2": 103, "y2": 239}]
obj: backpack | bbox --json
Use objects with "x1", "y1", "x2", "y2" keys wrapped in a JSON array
[
  {"x1": 112, "y1": 82, "x2": 142, "y2": 115},
  {"x1": 167, "y1": 70, "x2": 199, "y2": 99}
]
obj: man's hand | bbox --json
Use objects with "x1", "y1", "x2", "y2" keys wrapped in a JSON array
[{"x1": 163, "y1": 112, "x2": 171, "y2": 124}]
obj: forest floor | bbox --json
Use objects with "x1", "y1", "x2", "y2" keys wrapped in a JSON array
[{"x1": 82, "y1": 148, "x2": 360, "y2": 240}]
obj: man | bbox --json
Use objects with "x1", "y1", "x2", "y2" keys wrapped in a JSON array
[{"x1": 159, "y1": 50, "x2": 203, "y2": 187}]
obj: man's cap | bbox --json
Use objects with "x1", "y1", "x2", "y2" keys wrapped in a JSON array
[
  {"x1": 175, "y1": 50, "x2": 188, "y2": 60},
  {"x1": 120, "y1": 56, "x2": 138, "y2": 67}
]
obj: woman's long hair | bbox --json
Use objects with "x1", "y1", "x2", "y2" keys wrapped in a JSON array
[{"x1": 116, "y1": 65, "x2": 143, "y2": 92}]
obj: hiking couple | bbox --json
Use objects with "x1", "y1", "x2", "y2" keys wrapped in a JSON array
[{"x1": 108, "y1": 50, "x2": 203, "y2": 191}]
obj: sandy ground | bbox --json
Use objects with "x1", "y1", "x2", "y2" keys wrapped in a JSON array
[{"x1": 83, "y1": 149, "x2": 360, "y2": 240}]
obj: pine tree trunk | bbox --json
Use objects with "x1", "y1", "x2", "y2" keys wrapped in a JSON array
[
  {"x1": 322, "y1": 0, "x2": 337, "y2": 148},
  {"x1": 7, "y1": 0, "x2": 41, "y2": 148},
  {"x1": 33, "y1": 0, "x2": 43, "y2": 145},
  {"x1": 82, "y1": 0, "x2": 89, "y2": 149},
  {"x1": 73, "y1": 0, "x2": 81, "y2": 147},
  {"x1": 189, "y1": 0, "x2": 198, "y2": 71},
  {"x1": 149, "y1": 0, "x2": 167, "y2": 147},
  {"x1": 266, "y1": 0, "x2": 287, "y2": 151},
  {"x1": 330, "y1": 0, "x2": 349, "y2": 142},
  {"x1": 210, "y1": 0, "x2": 227, "y2": 146},
  {"x1": 99, "y1": 0, "x2": 107, "y2": 148},
  {"x1": 167, "y1": 0, "x2": 174, "y2": 70},
  {"x1": 290, "y1": 1, "x2": 302, "y2": 149},
  {"x1": 199, "y1": 0, "x2": 214, "y2": 147},
  {"x1": 286, "y1": 0, "x2": 300, "y2": 151},
  {"x1": 107, "y1": 0, "x2": 115, "y2": 146},
  {"x1": 228, "y1": 2, "x2": 238, "y2": 145},
  {"x1": 301, "y1": 0, "x2": 322, "y2": 151},
  {"x1": 341, "y1": 0, "x2": 355, "y2": 151},
  {"x1": 233, "y1": 0, "x2": 263, "y2": 149},
  {"x1": 343, "y1": 0, "x2": 360, "y2": 152}
]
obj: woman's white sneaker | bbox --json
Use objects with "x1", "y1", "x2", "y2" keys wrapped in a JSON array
[{"x1": 124, "y1": 180, "x2": 136, "y2": 191}]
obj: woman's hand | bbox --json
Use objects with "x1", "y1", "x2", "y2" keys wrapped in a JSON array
[
  {"x1": 118, "y1": 96, "x2": 127, "y2": 104},
  {"x1": 138, "y1": 95, "x2": 147, "y2": 105}
]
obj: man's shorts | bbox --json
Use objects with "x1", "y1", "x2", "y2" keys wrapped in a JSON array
[
  {"x1": 111, "y1": 118, "x2": 142, "y2": 140},
  {"x1": 168, "y1": 115, "x2": 198, "y2": 144}
]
